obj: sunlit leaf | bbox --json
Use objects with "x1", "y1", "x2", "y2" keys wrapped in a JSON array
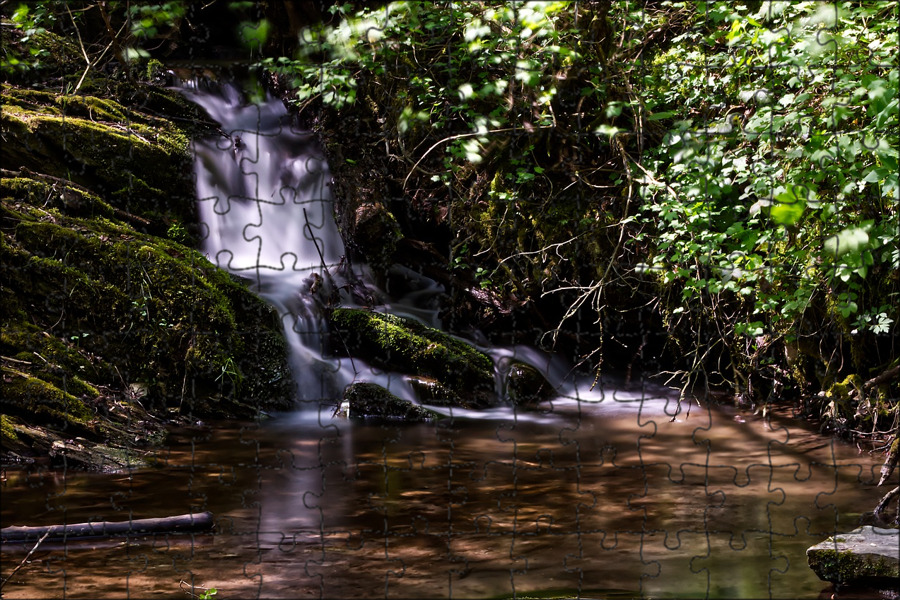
[{"x1": 824, "y1": 226, "x2": 871, "y2": 257}]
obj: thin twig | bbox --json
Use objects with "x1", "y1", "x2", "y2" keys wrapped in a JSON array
[
  {"x1": 65, "y1": 3, "x2": 91, "y2": 93},
  {"x1": 542, "y1": 135, "x2": 637, "y2": 346},
  {"x1": 874, "y1": 485, "x2": 899, "y2": 523},
  {"x1": 0, "y1": 530, "x2": 50, "y2": 591},
  {"x1": 402, "y1": 126, "x2": 552, "y2": 190}
]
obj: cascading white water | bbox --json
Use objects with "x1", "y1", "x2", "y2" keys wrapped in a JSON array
[
  {"x1": 180, "y1": 79, "x2": 665, "y2": 417},
  {"x1": 181, "y1": 80, "x2": 427, "y2": 408}
]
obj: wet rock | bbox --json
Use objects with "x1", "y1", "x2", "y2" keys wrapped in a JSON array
[
  {"x1": 507, "y1": 362, "x2": 556, "y2": 407},
  {"x1": 1, "y1": 410, "x2": 163, "y2": 472},
  {"x1": 352, "y1": 202, "x2": 402, "y2": 273},
  {"x1": 340, "y1": 382, "x2": 440, "y2": 422},
  {"x1": 807, "y1": 526, "x2": 900, "y2": 585},
  {"x1": 328, "y1": 308, "x2": 496, "y2": 408},
  {"x1": 407, "y1": 376, "x2": 464, "y2": 407},
  {"x1": 1, "y1": 35, "x2": 295, "y2": 469},
  {"x1": 1, "y1": 87, "x2": 199, "y2": 231}
]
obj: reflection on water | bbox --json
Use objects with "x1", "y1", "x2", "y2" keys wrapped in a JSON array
[{"x1": 1, "y1": 378, "x2": 885, "y2": 599}]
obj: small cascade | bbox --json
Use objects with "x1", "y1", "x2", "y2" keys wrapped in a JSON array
[
  {"x1": 179, "y1": 79, "x2": 608, "y2": 415},
  {"x1": 181, "y1": 79, "x2": 426, "y2": 408}
]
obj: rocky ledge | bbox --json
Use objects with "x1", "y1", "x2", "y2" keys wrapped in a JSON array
[{"x1": 807, "y1": 526, "x2": 899, "y2": 589}]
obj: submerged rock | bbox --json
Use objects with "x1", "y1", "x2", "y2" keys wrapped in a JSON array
[{"x1": 807, "y1": 526, "x2": 899, "y2": 586}]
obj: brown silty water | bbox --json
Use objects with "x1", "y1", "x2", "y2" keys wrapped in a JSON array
[{"x1": 1, "y1": 388, "x2": 887, "y2": 599}]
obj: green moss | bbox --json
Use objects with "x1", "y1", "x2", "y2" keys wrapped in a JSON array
[
  {"x1": 3, "y1": 140, "x2": 293, "y2": 419},
  {"x1": 3, "y1": 199, "x2": 294, "y2": 418},
  {"x1": 0, "y1": 30, "x2": 292, "y2": 468},
  {"x1": 1, "y1": 176, "x2": 118, "y2": 221},
  {"x1": 2, "y1": 86, "x2": 195, "y2": 227},
  {"x1": 831, "y1": 374, "x2": 863, "y2": 398},
  {"x1": 3, "y1": 369, "x2": 94, "y2": 431},
  {"x1": 330, "y1": 308, "x2": 496, "y2": 407},
  {"x1": 819, "y1": 373, "x2": 865, "y2": 425},
  {"x1": 1, "y1": 414, "x2": 20, "y2": 445},
  {"x1": 812, "y1": 548, "x2": 899, "y2": 582},
  {"x1": 342, "y1": 382, "x2": 441, "y2": 421}
]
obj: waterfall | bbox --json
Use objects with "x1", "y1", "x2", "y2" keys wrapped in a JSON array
[
  {"x1": 179, "y1": 79, "x2": 628, "y2": 416},
  {"x1": 181, "y1": 79, "x2": 425, "y2": 409}
]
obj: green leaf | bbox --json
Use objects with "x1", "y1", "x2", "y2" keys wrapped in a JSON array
[
  {"x1": 123, "y1": 47, "x2": 150, "y2": 62},
  {"x1": 239, "y1": 19, "x2": 270, "y2": 50},
  {"x1": 824, "y1": 226, "x2": 870, "y2": 257},
  {"x1": 594, "y1": 124, "x2": 621, "y2": 139},
  {"x1": 770, "y1": 201, "x2": 804, "y2": 226},
  {"x1": 604, "y1": 102, "x2": 624, "y2": 118},
  {"x1": 648, "y1": 111, "x2": 676, "y2": 121}
]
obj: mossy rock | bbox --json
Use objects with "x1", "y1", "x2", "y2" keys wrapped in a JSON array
[
  {"x1": 507, "y1": 362, "x2": 556, "y2": 406},
  {"x1": 2, "y1": 368, "x2": 94, "y2": 435},
  {"x1": 1, "y1": 199, "x2": 294, "y2": 418},
  {"x1": 1, "y1": 85, "x2": 197, "y2": 230},
  {"x1": 0, "y1": 175, "x2": 120, "y2": 223},
  {"x1": 0, "y1": 413, "x2": 160, "y2": 471},
  {"x1": 407, "y1": 376, "x2": 463, "y2": 407},
  {"x1": 807, "y1": 526, "x2": 900, "y2": 584},
  {"x1": 0, "y1": 21, "x2": 297, "y2": 469},
  {"x1": 350, "y1": 202, "x2": 403, "y2": 274},
  {"x1": 1, "y1": 183, "x2": 294, "y2": 464},
  {"x1": 340, "y1": 383, "x2": 441, "y2": 422},
  {"x1": 329, "y1": 308, "x2": 496, "y2": 408}
]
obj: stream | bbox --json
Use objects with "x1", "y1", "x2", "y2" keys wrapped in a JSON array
[
  {"x1": 0, "y1": 399, "x2": 885, "y2": 598},
  {"x1": 0, "y1": 82, "x2": 887, "y2": 599}
]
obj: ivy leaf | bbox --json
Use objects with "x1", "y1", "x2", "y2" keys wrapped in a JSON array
[
  {"x1": 594, "y1": 124, "x2": 622, "y2": 139},
  {"x1": 770, "y1": 182, "x2": 823, "y2": 225}
]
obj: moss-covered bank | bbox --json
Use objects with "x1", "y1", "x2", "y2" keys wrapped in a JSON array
[{"x1": 1, "y1": 27, "x2": 294, "y2": 470}]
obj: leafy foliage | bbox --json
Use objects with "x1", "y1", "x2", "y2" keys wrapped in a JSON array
[
  {"x1": 260, "y1": 1, "x2": 578, "y2": 175},
  {"x1": 265, "y1": 0, "x2": 898, "y2": 436},
  {"x1": 258, "y1": 2, "x2": 642, "y2": 356},
  {"x1": 631, "y1": 1, "x2": 898, "y2": 430},
  {"x1": 1, "y1": 3, "x2": 57, "y2": 76}
]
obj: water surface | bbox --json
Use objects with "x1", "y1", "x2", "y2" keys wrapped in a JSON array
[{"x1": 1, "y1": 378, "x2": 884, "y2": 599}]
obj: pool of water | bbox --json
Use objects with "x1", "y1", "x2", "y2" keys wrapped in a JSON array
[{"x1": 1, "y1": 378, "x2": 885, "y2": 599}]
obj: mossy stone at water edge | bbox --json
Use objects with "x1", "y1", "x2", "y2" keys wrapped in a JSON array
[
  {"x1": 1, "y1": 76, "x2": 294, "y2": 469},
  {"x1": 507, "y1": 362, "x2": 556, "y2": 406},
  {"x1": 807, "y1": 526, "x2": 899, "y2": 584},
  {"x1": 329, "y1": 308, "x2": 496, "y2": 408},
  {"x1": 340, "y1": 383, "x2": 442, "y2": 422}
]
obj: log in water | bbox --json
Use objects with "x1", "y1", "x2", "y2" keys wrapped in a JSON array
[{"x1": 1, "y1": 511, "x2": 214, "y2": 542}]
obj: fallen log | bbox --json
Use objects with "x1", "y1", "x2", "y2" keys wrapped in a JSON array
[{"x1": 1, "y1": 511, "x2": 214, "y2": 543}]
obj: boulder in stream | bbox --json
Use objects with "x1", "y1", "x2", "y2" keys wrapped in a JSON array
[
  {"x1": 339, "y1": 382, "x2": 441, "y2": 422},
  {"x1": 807, "y1": 526, "x2": 899, "y2": 587},
  {"x1": 328, "y1": 308, "x2": 496, "y2": 408},
  {"x1": 507, "y1": 362, "x2": 556, "y2": 406}
]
